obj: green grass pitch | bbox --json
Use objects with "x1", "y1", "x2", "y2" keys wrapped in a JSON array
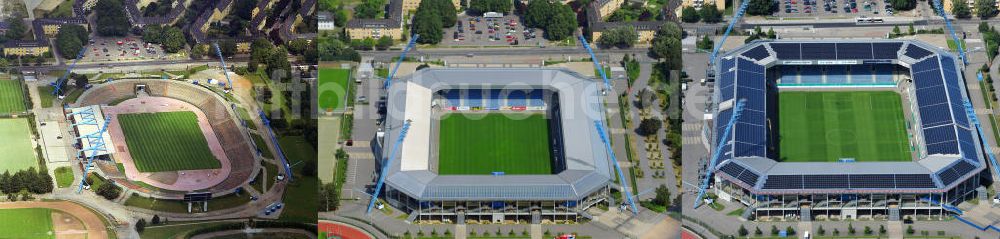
[
  {"x1": 438, "y1": 113, "x2": 553, "y2": 175},
  {"x1": 0, "y1": 118, "x2": 39, "y2": 173},
  {"x1": 778, "y1": 91, "x2": 911, "y2": 162},
  {"x1": 318, "y1": 68, "x2": 351, "y2": 111},
  {"x1": 0, "y1": 80, "x2": 26, "y2": 114},
  {"x1": 119, "y1": 111, "x2": 221, "y2": 172},
  {"x1": 0, "y1": 208, "x2": 54, "y2": 239}
]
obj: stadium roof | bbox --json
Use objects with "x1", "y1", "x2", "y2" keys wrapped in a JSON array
[
  {"x1": 382, "y1": 68, "x2": 612, "y2": 201},
  {"x1": 711, "y1": 39, "x2": 986, "y2": 194},
  {"x1": 69, "y1": 105, "x2": 116, "y2": 157}
]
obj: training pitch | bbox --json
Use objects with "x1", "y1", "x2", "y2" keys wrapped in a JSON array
[
  {"x1": 119, "y1": 111, "x2": 221, "y2": 172},
  {"x1": 0, "y1": 80, "x2": 26, "y2": 114},
  {"x1": 0, "y1": 118, "x2": 39, "y2": 173},
  {"x1": 438, "y1": 113, "x2": 553, "y2": 175},
  {"x1": 318, "y1": 68, "x2": 351, "y2": 111},
  {"x1": 778, "y1": 91, "x2": 911, "y2": 162},
  {"x1": 0, "y1": 208, "x2": 53, "y2": 239}
]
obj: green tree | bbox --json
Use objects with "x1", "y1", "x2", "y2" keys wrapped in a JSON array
[
  {"x1": 770, "y1": 225, "x2": 779, "y2": 236},
  {"x1": 597, "y1": 26, "x2": 638, "y2": 49},
  {"x1": 55, "y1": 26, "x2": 86, "y2": 59},
  {"x1": 469, "y1": 0, "x2": 512, "y2": 15},
  {"x1": 142, "y1": 25, "x2": 164, "y2": 43},
  {"x1": 786, "y1": 226, "x2": 796, "y2": 235},
  {"x1": 817, "y1": 225, "x2": 825, "y2": 235},
  {"x1": 376, "y1": 35, "x2": 393, "y2": 50},
  {"x1": 651, "y1": 185, "x2": 671, "y2": 206},
  {"x1": 699, "y1": 4, "x2": 723, "y2": 23},
  {"x1": 952, "y1": 0, "x2": 972, "y2": 18},
  {"x1": 747, "y1": 0, "x2": 776, "y2": 15},
  {"x1": 135, "y1": 218, "x2": 146, "y2": 233},
  {"x1": 96, "y1": 182, "x2": 121, "y2": 200},
  {"x1": 217, "y1": 39, "x2": 238, "y2": 57},
  {"x1": 696, "y1": 35, "x2": 714, "y2": 50},
  {"x1": 890, "y1": 0, "x2": 916, "y2": 10},
  {"x1": 681, "y1": 6, "x2": 700, "y2": 23},
  {"x1": 4, "y1": 17, "x2": 26, "y2": 40},
  {"x1": 412, "y1": 9, "x2": 443, "y2": 44},
  {"x1": 160, "y1": 27, "x2": 186, "y2": 53},
  {"x1": 650, "y1": 22, "x2": 683, "y2": 70},
  {"x1": 95, "y1": 0, "x2": 131, "y2": 36},
  {"x1": 524, "y1": 0, "x2": 556, "y2": 28},
  {"x1": 287, "y1": 39, "x2": 310, "y2": 55},
  {"x1": 542, "y1": 4, "x2": 577, "y2": 41},
  {"x1": 354, "y1": 0, "x2": 387, "y2": 18},
  {"x1": 976, "y1": 0, "x2": 998, "y2": 18},
  {"x1": 638, "y1": 118, "x2": 662, "y2": 136},
  {"x1": 754, "y1": 227, "x2": 762, "y2": 236},
  {"x1": 738, "y1": 225, "x2": 748, "y2": 236}
]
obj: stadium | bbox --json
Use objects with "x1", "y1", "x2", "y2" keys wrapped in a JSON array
[
  {"x1": 374, "y1": 68, "x2": 613, "y2": 223},
  {"x1": 705, "y1": 39, "x2": 988, "y2": 221},
  {"x1": 69, "y1": 79, "x2": 256, "y2": 200}
]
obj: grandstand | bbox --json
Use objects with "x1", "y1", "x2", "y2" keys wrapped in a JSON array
[
  {"x1": 74, "y1": 80, "x2": 255, "y2": 199},
  {"x1": 375, "y1": 68, "x2": 610, "y2": 223},
  {"x1": 706, "y1": 40, "x2": 987, "y2": 221}
]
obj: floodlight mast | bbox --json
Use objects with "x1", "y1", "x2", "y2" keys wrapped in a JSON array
[
  {"x1": 52, "y1": 46, "x2": 89, "y2": 98},
  {"x1": 213, "y1": 42, "x2": 234, "y2": 93},
  {"x1": 694, "y1": 99, "x2": 746, "y2": 208}
]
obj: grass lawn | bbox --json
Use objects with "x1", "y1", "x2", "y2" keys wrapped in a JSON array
[
  {"x1": 63, "y1": 88, "x2": 84, "y2": 104},
  {"x1": 119, "y1": 111, "x2": 221, "y2": 172},
  {"x1": 124, "y1": 192, "x2": 252, "y2": 213},
  {"x1": 86, "y1": 173, "x2": 106, "y2": 191},
  {"x1": 0, "y1": 118, "x2": 39, "y2": 173},
  {"x1": 778, "y1": 91, "x2": 910, "y2": 162},
  {"x1": 318, "y1": 68, "x2": 352, "y2": 112},
  {"x1": 319, "y1": 117, "x2": 341, "y2": 183},
  {"x1": 141, "y1": 221, "x2": 236, "y2": 239},
  {"x1": 438, "y1": 113, "x2": 553, "y2": 175},
  {"x1": 251, "y1": 169, "x2": 264, "y2": 193},
  {"x1": 727, "y1": 208, "x2": 745, "y2": 216},
  {"x1": 946, "y1": 36, "x2": 967, "y2": 52},
  {"x1": 0, "y1": 80, "x2": 26, "y2": 113},
  {"x1": 251, "y1": 133, "x2": 273, "y2": 159},
  {"x1": 264, "y1": 160, "x2": 279, "y2": 191},
  {"x1": 54, "y1": 167, "x2": 74, "y2": 188},
  {"x1": 37, "y1": 86, "x2": 55, "y2": 108},
  {"x1": 46, "y1": 0, "x2": 75, "y2": 18},
  {"x1": 277, "y1": 136, "x2": 319, "y2": 223},
  {"x1": 0, "y1": 208, "x2": 53, "y2": 239},
  {"x1": 237, "y1": 107, "x2": 257, "y2": 130}
]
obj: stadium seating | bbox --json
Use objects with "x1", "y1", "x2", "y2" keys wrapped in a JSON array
[
  {"x1": 487, "y1": 89, "x2": 502, "y2": 108},
  {"x1": 800, "y1": 67, "x2": 823, "y2": 84},
  {"x1": 507, "y1": 90, "x2": 526, "y2": 107},
  {"x1": 826, "y1": 66, "x2": 848, "y2": 84},
  {"x1": 443, "y1": 90, "x2": 461, "y2": 107},
  {"x1": 528, "y1": 90, "x2": 544, "y2": 107},
  {"x1": 466, "y1": 89, "x2": 483, "y2": 107},
  {"x1": 779, "y1": 66, "x2": 798, "y2": 84},
  {"x1": 874, "y1": 65, "x2": 894, "y2": 83}
]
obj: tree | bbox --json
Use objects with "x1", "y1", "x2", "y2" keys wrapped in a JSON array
[
  {"x1": 543, "y1": 4, "x2": 577, "y2": 41},
  {"x1": 134, "y1": 218, "x2": 146, "y2": 233},
  {"x1": 786, "y1": 226, "x2": 796, "y2": 235},
  {"x1": 908, "y1": 24, "x2": 915, "y2": 35},
  {"x1": 681, "y1": 6, "x2": 700, "y2": 23},
  {"x1": 976, "y1": 0, "x2": 998, "y2": 18},
  {"x1": 767, "y1": 27, "x2": 777, "y2": 39},
  {"x1": 469, "y1": 0, "x2": 512, "y2": 15},
  {"x1": 160, "y1": 27, "x2": 186, "y2": 53},
  {"x1": 818, "y1": 225, "x2": 826, "y2": 235},
  {"x1": 980, "y1": 21, "x2": 991, "y2": 32},
  {"x1": 650, "y1": 22, "x2": 683, "y2": 68},
  {"x1": 638, "y1": 118, "x2": 662, "y2": 136},
  {"x1": 770, "y1": 225, "x2": 779, "y2": 236},
  {"x1": 597, "y1": 26, "x2": 638, "y2": 49},
  {"x1": 879, "y1": 225, "x2": 887, "y2": 234},
  {"x1": 747, "y1": 0, "x2": 776, "y2": 15},
  {"x1": 96, "y1": 182, "x2": 121, "y2": 200},
  {"x1": 864, "y1": 226, "x2": 873, "y2": 235},
  {"x1": 848, "y1": 223, "x2": 856, "y2": 235},
  {"x1": 696, "y1": 35, "x2": 714, "y2": 50},
  {"x1": 376, "y1": 36, "x2": 393, "y2": 50},
  {"x1": 412, "y1": 10, "x2": 444, "y2": 44},
  {"x1": 95, "y1": 0, "x2": 131, "y2": 36},
  {"x1": 525, "y1": 0, "x2": 556, "y2": 28},
  {"x1": 218, "y1": 39, "x2": 238, "y2": 57},
  {"x1": 73, "y1": 73, "x2": 89, "y2": 89},
  {"x1": 754, "y1": 227, "x2": 762, "y2": 236},
  {"x1": 5, "y1": 17, "x2": 26, "y2": 40},
  {"x1": 142, "y1": 25, "x2": 163, "y2": 43},
  {"x1": 906, "y1": 225, "x2": 914, "y2": 235},
  {"x1": 287, "y1": 39, "x2": 310, "y2": 55},
  {"x1": 952, "y1": 0, "x2": 972, "y2": 18},
  {"x1": 890, "y1": 0, "x2": 916, "y2": 10},
  {"x1": 191, "y1": 44, "x2": 207, "y2": 59},
  {"x1": 699, "y1": 4, "x2": 723, "y2": 23},
  {"x1": 55, "y1": 26, "x2": 85, "y2": 59},
  {"x1": 151, "y1": 215, "x2": 161, "y2": 225},
  {"x1": 738, "y1": 225, "x2": 748, "y2": 236},
  {"x1": 354, "y1": 0, "x2": 386, "y2": 19},
  {"x1": 892, "y1": 25, "x2": 902, "y2": 36}
]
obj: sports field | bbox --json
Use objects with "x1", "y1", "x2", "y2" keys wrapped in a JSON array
[
  {"x1": 0, "y1": 80, "x2": 26, "y2": 113},
  {"x1": 438, "y1": 113, "x2": 553, "y2": 175},
  {"x1": 778, "y1": 91, "x2": 911, "y2": 162},
  {"x1": 0, "y1": 118, "x2": 39, "y2": 173},
  {"x1": 119, "y1": 111, "x2": 221, "y2": 172},
  {"x1": 0, "y1": 208, "x2": 54, "y2": 239},
  {"x1": 318, "y1": 68, "x2": 351, "y2": 111}
]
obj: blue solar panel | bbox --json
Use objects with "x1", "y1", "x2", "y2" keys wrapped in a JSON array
[
  {"x1": 849, "y1": 174, "x2": 895, "y2": 188},
  {"x1": 958, "y1": 130, "x2": 979, "y2": 161},
  {"x1": 770, "y1": 43, "x2": 801, "y2": 59},
  {"x1": 916, "y1": 85, "x2": 947, "y2": 105},
  {"x1": 467, "y1": 89, "x2": 483, "y2": 107},
  {"x1": 528, "y1": 90, "x2": 544, "y2": 107},
  {"x1": 736, "y1": 169, "x2": 760, "y2": 186},
  {"x1": 738, "y1": 58, "x2": 766, "y2": 74},
  {"x1": 763, "y1": 175, "x2": 803, "y2": 189},
  {"x1": 742, "y1": 45, "x2": 771, "y2": 61},
  {"x1": 737, "y1": 87, "x2": 765, "y2": 111},
  {"x1": 737, "y1": 71, "x2": 765, "y2": 90},
  {"x1": 904, "y1": 44, "x2": 933, "y2": 59},
  {"x1": 715, "y1": 109, "x2": 733, "y2": 146},
  {"x1": 803, "y1": 175, "x2": 849, "y2": 189},
  {"x1": 919, "y1": 103, "x2": 953, "y2": 128},
  {"x1": 923, "y1": 125, "x2": 956, "y2": 145},
  {"x1": 508, "y1": 90, "x2": 526, "y2": 106},
  {"x1": 802, "y1": 43, "x2": 836, "y2": 59},
  {"x1": 734, "y1": 142, "x2": 767, "y2": 157},
  {"x1": 872, "y1": 42, "x2": 904, "y2": 59},
  {"x1": 720, "y1": 58, "x2": 736, "y2": 72},
  {"x1": 913, "y1": 70, "x2": 945, "y2": 90},
  {"x1": 720, "y1": 84, "x2": 735, "y2": 102},
  {"x1": 718, "y1": 161, "x2": 745, "y2": 177},
  {"x1": 926, "y1": 140, "x2": 960, "y2": 155},
  {"x1": 836, "y1": 43, "x2": 874, "y2": 59},
  {"x1": 894, "y1": 174, "x2": 937, "y2": 188},
  {"x1": 719, "y1": 70, "x2": 736, "y2": 89}
]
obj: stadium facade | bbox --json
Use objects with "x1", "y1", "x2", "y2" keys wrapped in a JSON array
[
  {"x1": 706, "y1": 39, "x2": 989, "y2": 221},
  {"x1": 374, "y1": 68, "x2": 613, "y2": 223}
]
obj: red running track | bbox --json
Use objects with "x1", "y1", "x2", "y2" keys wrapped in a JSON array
[{"x1": 319, "y1": 221, "x2": 373, "y2": 239}]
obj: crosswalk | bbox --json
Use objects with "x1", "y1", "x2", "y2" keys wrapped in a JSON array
[
  {"x1": 683, "y1": 136, "x2": 701, "y2": 145},
  {"x1": 682, "y1": 123, "x2": 702, "y2": 132}
]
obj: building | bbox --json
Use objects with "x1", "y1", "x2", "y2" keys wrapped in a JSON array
[
  {"x1": 706, "y1": 39, "x2": 986, "y2": 221},
  {"x1": 376, "y1": 68, "x2": 613, "y2": 223},
  {"x1": 189, "y1": 0, "x2": 236, "y2": 43},
  {"x1": 680, "y1": 0, "x2": 726, "y2": 10},
  {"x1": 124, "y1": 0, "x2": 190, "y2": 27},
  {"x1": 586, "y1": 0, "x2": 664, "y2": 44},
  {"x1": 318, "y1": 11, "x2": 335, "y2": 30},
  {"x1": 3, "y1": 40, "x2": 50, "y2": 56},
  {"x1": 33, "y1": 18, "x2": 88, "y2": 38},
  {"x1": 346, "y1": 0, "x2": 404, "y2": 40},
  {"x1": 400, "y1": 0, "x2": 461, "y2": 12},
  {"x1": 943, "y1": 0, "x2": 999, "y2": 14}
]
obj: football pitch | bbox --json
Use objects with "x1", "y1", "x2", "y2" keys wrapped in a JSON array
[
  {"x1": 318, "y1": 68, "x2": 351, "y2": 111},
  {"x1": 0, "y1": 118, "x2": 39, "y2": 173},
  {"x1": 438, "y1": 113, "x2": 553, "y2": 175},
  {"x1": 119, "y1": 111, "x2": 221, "y2": 172},
  {"x1": 0, "y1": 80, "x2": 26, "y2": 114},
  {"x1": 0, "y1": 208, "x2": 54, "y2": 239},
  {"x1": 778, "y1": 91, "x2": 911, "y2": 162}
]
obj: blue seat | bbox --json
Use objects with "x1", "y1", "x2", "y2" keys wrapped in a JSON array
[
  {"x1": 487, "y1": 89, "x2": 501, "y2": 108},
  {"x1": 508, "y1": 90, "x2": 526, "y2": 107},
  {"x1": 444, "y1": 90, "x2": 461, "y2": 107},
  {"x1": 779, "y1": 66, "x2": 798, "y2": 84},
  {"x1": 467, "y1": 89, "x2": 483, "y2": 107},
  {"x1": 800, "y1": 67, "x2": 823, "y2": 84},
  {"x1": 875, "y1": 64, "x2": 894, "y2": 83},
  {"x1": 528, "y1": 90, "x2": 544, "y2": 107},
  {"x1": 826, "y1": 66, "x2": 848, "y2": 84}
]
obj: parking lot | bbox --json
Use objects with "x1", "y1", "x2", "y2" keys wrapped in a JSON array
[
  {"x1": 777, "y1": 0, "x2": 894, "y2": 17},
  {"x1": 441, "y1": 15, "x2": 543, "y2": 47},
  {"x1": 81, "y1": 37, "x2": 168, "y2": 62}
]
